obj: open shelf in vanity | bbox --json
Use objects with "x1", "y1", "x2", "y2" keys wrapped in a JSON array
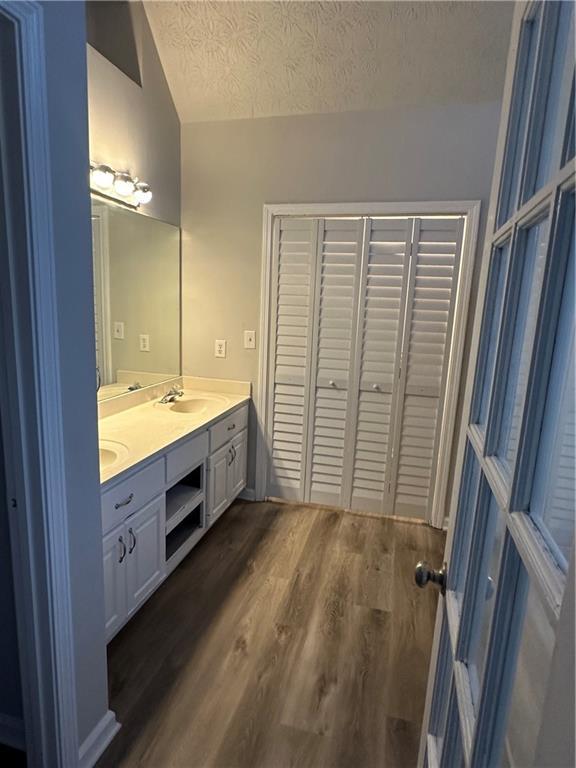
[{"x1": 165, "y1": 462, "x2": 206, "y2": 574}]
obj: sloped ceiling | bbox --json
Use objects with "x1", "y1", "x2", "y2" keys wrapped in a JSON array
[{"x1": 144, "y1": 1, "x2": 513, "y2": 124}]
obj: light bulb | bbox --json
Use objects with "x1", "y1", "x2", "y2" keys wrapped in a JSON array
[
  {"x1": 90, "y1": 164, "x2": 115, "y2": 189},
  {"x1": 113, "y1": 172, "x2": 135, "y2": 197},
  {"x1": 134, "y1": 182, "x2": 152, "y2": 205}
]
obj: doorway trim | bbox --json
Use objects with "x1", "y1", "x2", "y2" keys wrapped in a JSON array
[
  {"x1": 255, "y1": 200, "x2": 481, "y2": 527},
  {"x1": 0, "y1": 1, "x2": 80, "y2": 764}
]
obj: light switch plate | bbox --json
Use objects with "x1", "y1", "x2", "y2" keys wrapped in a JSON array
[
  {"x1": 215, "y1": 339, "x2": 226, "y2": 358},
  {"x1": 139, "y1": 334, "x2": 150, "y2": 352},
  {"x1": 113, "y1": 321, "x2": 124, "y2": 340},
  {"x1": 244, "y1": 330, "x2": 256, "y2": 349}
]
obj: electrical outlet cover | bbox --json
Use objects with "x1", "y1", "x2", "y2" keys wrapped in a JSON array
[
  {"x1": 139, "y1": 334, "x2": 150, "y2": 352},
  {"x1": 215, "y1": 339, "x2": 226, "y2": 358}
]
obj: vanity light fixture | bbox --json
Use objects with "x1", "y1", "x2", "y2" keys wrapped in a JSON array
[
  {"x1": 134, "y1": 181, "x2": 153, "y2": 205},
  {"x1": 90, "y1": 164, "x2": 115, "y2": 190},
  {"x1": 89, "y1": 162, "x2": 152, "y2": 208},
  {"x1": 113, "y1": 172, "x2": 136, "y2": 197}
]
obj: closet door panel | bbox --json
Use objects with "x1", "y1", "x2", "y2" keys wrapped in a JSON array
[
  {"x1": 268, "y1": 218, "x2": 317, "y2": 500},
  {"x1": 308, "y1": 219, "x2": 362, "y2": 505},
  {"x1": 393, "y1": 217, "x2": 464, "y2": 518},
  {"x1": 350, "y1": 218, "x2": 412, "y2": 514}
]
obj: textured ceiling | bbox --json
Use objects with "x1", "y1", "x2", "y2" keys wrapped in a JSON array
[{"x1": 144, "y1": 1, "x2": 513, "y2": 124}]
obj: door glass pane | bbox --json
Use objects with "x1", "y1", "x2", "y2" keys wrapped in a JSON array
[
  {"x1": 495, "y1": 217, "x2": 549, "y2": 478},
  {"x1": 532, "y1": 2, "x2": 575, "y2": 192},
  {"x1": 473, "y1": 241, "x2": 511, "y2": 428},
  {"x1": 451, "y1": 441, "x2": 481, "y2": 606},
  {"x1": 468, "y1": 487, "x2": 507, "y2": 708},
  {"x1": 530, "y1": 220, "x2": 575, "y2": 568},
  {"x1": 563, "y1": 79, "x2": 575, "y2": 165},
  {"x1": 498, "y1": 7, "x2": 542, "y2": 227},
  {"x1": 429, "y1": 616, "x2": 452, "y2": 760},
  {"x1": 440, "y1": 688, "x2": 465, "y2": 768},
  {"x1": 501, "y1": 577, "x2": 555, "y2": 767}
]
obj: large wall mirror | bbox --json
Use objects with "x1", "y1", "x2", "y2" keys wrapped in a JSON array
[{"x1": 91, "y1": 198, "x2": 181, "y2": 400}]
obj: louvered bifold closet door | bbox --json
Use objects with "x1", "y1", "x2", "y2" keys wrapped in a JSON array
[
  {"x1": 390, "y1": 217, "x2": 464, "y2": 518},
  {"x1": 348, "y1": 218, "x2": 412, "y2": 514},
  {"x1": 306, "y1": 218, "x2": 363, "y2": 506},
  {"x1": 267, "y1": 218, "x2": 318, "y2": 500}
]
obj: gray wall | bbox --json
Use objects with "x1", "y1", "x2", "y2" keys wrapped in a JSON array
[
  {"x1": 87, "y1": 1, "x2": 180, "y2": 226},
  {"x1": 43, "y1": 1, "x2": 110, "y2": 747},
  {"x1": 181, "y1": 102, "x2": 503, "y2": 494}
]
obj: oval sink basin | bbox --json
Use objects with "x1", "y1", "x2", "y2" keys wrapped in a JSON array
[
  {"x1": 169, "y1": 397, "x2": 217, "y2": 415},
  {"x1": 99, "y1": 439, "x2": 129, "y2": 469}
]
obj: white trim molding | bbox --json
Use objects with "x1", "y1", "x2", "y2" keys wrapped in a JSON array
[
  {"x1": 255, "y1": 200, "x2": 481, "y2": 529},
  {"x1": 0, "y1": 2, "x2": 80, "y2": 764},
  {"x1": 78, "y1": 710, "x2": 120, "y2": 768}
]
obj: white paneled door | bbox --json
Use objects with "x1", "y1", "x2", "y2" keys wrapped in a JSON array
[
  {"x1": 265, "y1": 210, "x2": 467, "y2": 521},
  {"x1": 419, "y1": 2, "x2": 575, "y2": 766}
]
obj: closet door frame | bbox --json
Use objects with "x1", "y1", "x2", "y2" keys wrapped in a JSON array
[{"x1": 256, "y1": 201, "x2": 481, "y2": 527}]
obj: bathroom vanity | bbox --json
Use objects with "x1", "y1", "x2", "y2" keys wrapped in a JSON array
[
  {"x1": 98, "y1": 378, "x2": 250, "y2": 641},
  {"x1": 90, "y1": 194, "x2": 252, "y2": 642}
]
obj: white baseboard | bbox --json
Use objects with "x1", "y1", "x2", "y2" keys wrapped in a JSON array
[
  {"x1": 0, "y1": 714, "x2": 25, "y2": 751},
  {"x1": 238, "y1": 487, "x2": 256, "y2": 501},
  {"x1": 78, "y1": 709, "x2": 120, "y2": 768}
]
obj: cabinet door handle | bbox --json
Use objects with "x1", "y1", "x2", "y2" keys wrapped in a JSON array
[
  {"x1": 227, "y1": 423, "x2": 236, "y2": 431},
  {"x1": 231, "y1": 444, "x2": 237, "y2": 461},
  {"x1": 128, "y1": 528, "x2": 136, "y2": 554},
  {"x1": 118, "y1": 535, "x2": 127, "y2": 563},
  {"x1": 114, "y1": 492, "x2": 134, "y2": 510},
  {"x1": 227, "y1": 448, "x2": 234, "y2": 466}
]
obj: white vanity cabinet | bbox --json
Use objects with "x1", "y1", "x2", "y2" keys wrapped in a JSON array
[
  {"x1": 208, "y1": 443, "x2": 231, "y2": 524},
  {"x1": 229, "y1": 429, "x2": 248, "y2": 499},
  {"x1": 207, "y1": 430, "x2": 247, "y2": 526},
  {"x1": 103, "y1": 494, "x2": 165, "y2": 640},
  {"x1": 101, "y1": 400, "x2": 250, "y2": 641},
  {"x1": 207, "y1": 405, "x2": 248, "y2": 526}
]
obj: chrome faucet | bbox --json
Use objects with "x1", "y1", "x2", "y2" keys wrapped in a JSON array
[{"x1": 159, "y1": 387, "x2": 184, "y2": 404}]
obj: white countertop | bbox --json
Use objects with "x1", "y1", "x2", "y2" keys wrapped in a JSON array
[{"x1": 98, "y1": 389, "x2": 250, "y2": 486}]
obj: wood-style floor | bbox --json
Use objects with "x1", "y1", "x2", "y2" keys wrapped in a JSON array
[{"x1": 98, "y1": 501, "x2": 445, "y2": 768}]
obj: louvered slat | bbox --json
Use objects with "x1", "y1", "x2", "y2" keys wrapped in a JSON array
[
  {"x1": 350, "y1": 218, "x2": 411, "y2": 514},
  {"x1": 268, "y1": 218, "x2": 316, "y2": 499},
  {"x1": 309, "y1": 219, "x2": 361, "y2": 505},
  {"x1": 393, "y1": 218, "x2": 463, "y2": 518}
]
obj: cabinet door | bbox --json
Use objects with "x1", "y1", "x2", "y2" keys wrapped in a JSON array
[
  {"x1": 102, "y1": 524, "x2": 127, "y2": 641},
  {"x1": 229, "y1": 429, "x2": 247, "y2": 500},
  {"x1": 125, "y1": 495, "x2": 165, "y2": 618},
  {"x1": 208, "y1": 443, "x2": 231, "y2": 525}
]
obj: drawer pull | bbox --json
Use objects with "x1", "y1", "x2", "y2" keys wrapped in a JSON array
[
  {"x1": 118, "y1": 536, "x2": 127, "y2": 563},
  {"x1": 128, "y1": 528, "x2": 136, "y2": 554},
  {"x1": 227, "y1": 423, "x2": 236, "y2": 431},
  {"x1": 114, "y1": 492, "x2": 134, "y2": 510}
]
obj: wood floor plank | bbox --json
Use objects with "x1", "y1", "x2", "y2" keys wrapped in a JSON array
[{"x1": 98, "y1": 501, "x2": 444, "y2": 768}]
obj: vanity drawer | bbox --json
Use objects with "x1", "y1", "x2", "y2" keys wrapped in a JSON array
[
  {"x1": 209, "y1": 404, "x2": 249, "y2": 452},
  {"x1": 166, "y1": 430, "x2": 209, "y2": 484},
  {"x1": 101, "y1": 458, "x2": 164, "y2": 535}
]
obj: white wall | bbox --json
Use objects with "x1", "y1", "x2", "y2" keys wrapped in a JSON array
[
  {"x1": 87, "y1": 1, "x2": 180, "y2": 226},
  {"x1": 181, "y1": 102, "x2": 504, "y2": 493}
]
